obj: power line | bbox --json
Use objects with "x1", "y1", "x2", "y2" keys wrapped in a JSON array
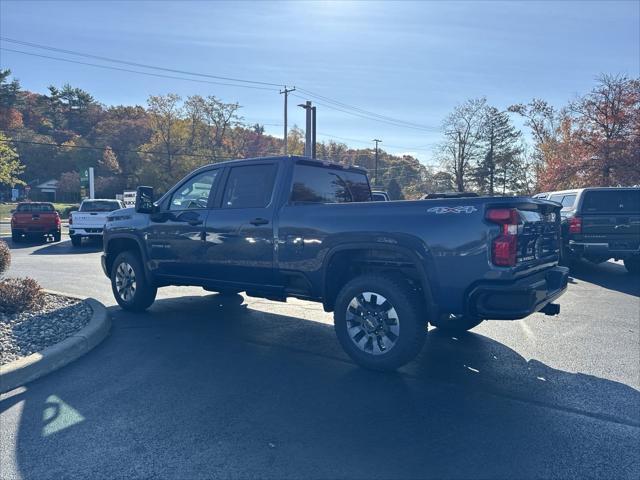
[
  {"x1": 316, "y1": 131, "x2": 435, "y2": 152},
  {"x1": 0, "y1": 48, "x2": 279, "y2": 92},
  {"x1": 297, "y1": 87, "x2": 439, "y2": 132},
  {"x1": 0, "y1": 36, "x2": 283, "y2": 87},
  {"x1": 290, "y1": 93, "x2": 436, "y2": 132}
]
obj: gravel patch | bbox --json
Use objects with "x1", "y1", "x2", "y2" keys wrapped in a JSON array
[{"x1": 0, "y1": 294, "x2": 92, "y2": 365}]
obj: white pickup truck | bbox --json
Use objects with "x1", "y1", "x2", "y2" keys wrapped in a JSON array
[{"x1": 69, "y1": 199, "x2": 125, "y2": 247}]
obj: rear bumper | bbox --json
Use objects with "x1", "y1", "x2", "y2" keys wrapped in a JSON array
[
  {"x1": 467, "y1": 266, "x2": 569, "y2": 320},
  {"x1": 12, "y1": 227, "x2": 60, "y2": 235},
  {"x1": 69, "y1": 228, "x2": 104, "y2": 237},
  {"x1": 568, "y1": 240, "x2": 640, "y2": 258}
]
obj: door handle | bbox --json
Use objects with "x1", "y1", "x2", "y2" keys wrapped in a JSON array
[
  {"x1": 188, "y1": 219, "x2": 203, "y2": 226},
  {"x1": 250, "y1": 218, "x2": 269, "y2": 226}
]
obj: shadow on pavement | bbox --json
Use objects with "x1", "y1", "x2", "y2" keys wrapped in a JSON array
[
  {"x1": 1, "y1": 236, "x2": 60, "y2": 250},
  {"x1": 568, "y1": 259, "x2": 640, "y2": 296},
  {"x1": 2, "y1": 294, "x2": 639, "y2": 479},
  {"x1": 29, "y1": 239, "x2": 103, "y2": 255}
]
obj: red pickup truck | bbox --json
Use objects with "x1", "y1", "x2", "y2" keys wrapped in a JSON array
[{"x1": 11, "y1": 202, "x2": 62, "y2": 243}]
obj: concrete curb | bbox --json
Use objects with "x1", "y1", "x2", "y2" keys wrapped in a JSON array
[{"x1": 0, "y1": 295, "x2": 111, "y2": 394}]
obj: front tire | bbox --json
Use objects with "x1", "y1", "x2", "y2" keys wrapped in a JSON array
[
  {"x1": 334, "y1": 274, "x2": 426, "y2": 371},
  {"x1": 110, "y1": 251, "x2": 157, "y2": 312},
  {"x1": 624, "y1": 257, "x2": 640, "y2": 274}
]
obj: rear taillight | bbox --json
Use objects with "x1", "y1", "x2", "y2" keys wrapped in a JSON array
[
  {"x1": 55, "y1": 214, "x2": 61, "y2": 227},
  {"x1": 568, "y1": 216, "x2": 581, "y2": 234},
  {"x1": 69, "y1": 214, "x2": 73, "y2": 225},
  {"x1": 486, "y1": 208, "x2": 520, "y2": 267}
]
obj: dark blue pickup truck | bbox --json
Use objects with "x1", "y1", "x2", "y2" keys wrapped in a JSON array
[{"x1": 102, "y1": 156, "x2": 568, "y2": 370}]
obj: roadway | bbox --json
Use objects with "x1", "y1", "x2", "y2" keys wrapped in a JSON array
[{"x1": 1, "y1": 231, "x2": 639, "y2": 479}]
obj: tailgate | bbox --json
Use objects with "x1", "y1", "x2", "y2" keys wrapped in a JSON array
[
  {"x1": 517, "y1": 204, "x2": 561, "y2": 266},
  {"x1": 13, "y1": 212, "x2": 58, "y2": 229},
  {"x1": 72, "y1": 212, "x2": 109, "y2": 228},
  {"x1": 578, "y1": 189, "x2": 640, "y2": 249},
  {"x1": 486, "y1": 198, "x2": 561, "y2": 269}
]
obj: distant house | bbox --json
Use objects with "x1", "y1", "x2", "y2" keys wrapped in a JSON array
[{"x1": 32, "y1": 179, "x2": 59, "y2": 202}]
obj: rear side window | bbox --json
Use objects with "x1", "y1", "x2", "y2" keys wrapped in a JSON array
[
  {"x1": 290, "y1": 164, "x2": 371, "y2": 203},
  {"x1": 582, "y1": 190, "x2": 640, "y2": 214},
  {"x1": 560, "y1": 194, "x2": 576, "y2": 208},
  {"x1": 17, "y1": 203, "x2": 54, "y2": 212},
  {"x1": 80, "y1": 200, "x2": 122, "y2": 212},
  {"x1": 222, "y1": 164, "x2": 278, "y2": 208},
  {"x1": 549, "y1": 194, "x2": 577, "y2": 209}
]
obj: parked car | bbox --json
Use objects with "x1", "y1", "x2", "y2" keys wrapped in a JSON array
[
  {"x1": 11, "y1": 202, "x2": 61, "y2": 243},
  {"x1": 102, "y1": 156, "x2": 567, "y2": 370},
  {"x1": 69, "y1": 199, "x2": 125, "y2": 247},
  {"x1": 536, "y1": 187, "x2": 640, "y2": 273},
  {"x1": 371, "y1": 190, "x2": 389, "y2": 201}
]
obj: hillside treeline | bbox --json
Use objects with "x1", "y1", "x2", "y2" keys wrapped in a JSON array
[{"x1": 1, "y1": 70, "x2": 638, "y2": 201}]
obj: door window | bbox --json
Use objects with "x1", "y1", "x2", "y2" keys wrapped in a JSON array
[
  {"x1": 169, "y1": 170, "x2": 218, "y2": 211},
  {"x1": 222, "y1": 164, "x2": 278, "y2": 208}
]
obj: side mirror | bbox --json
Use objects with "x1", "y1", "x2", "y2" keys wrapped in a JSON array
[{"x1": 135, "y1": 186, "x2": 155, "y2": 214}]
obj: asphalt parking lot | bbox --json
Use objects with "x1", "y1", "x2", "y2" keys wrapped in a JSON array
[{"x1": 1, "y1": 232, "x2": 639, "y2": 479}]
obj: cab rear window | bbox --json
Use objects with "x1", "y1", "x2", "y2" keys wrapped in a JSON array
[
  {"x1": 80, "y1": 200, "x2": 122, "y2": 212},
  {"x1": 290, "y1": 164, "x2": 371, "y2": 203},
  {"x1": 582, "y1": 190, "x2": 640, "y2": 213}
]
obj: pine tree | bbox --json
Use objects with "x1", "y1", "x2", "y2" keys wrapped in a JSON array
[{"x1": 476, "y1": 107, "x2": 522, "y2": 195}]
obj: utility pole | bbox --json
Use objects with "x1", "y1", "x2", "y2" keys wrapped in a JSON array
[
  {"x1": 280, "y1": 86, "x2": 295, "y2": 155},
  {"x1": 298, "y1": 101, "x2": 313, "y2": 157},
  {"x1": 373, "y1": 139, "x2": 382, "y2": 186},
  {"x1": 311, "y1": 106, "x2": 317, "y2": 159}
]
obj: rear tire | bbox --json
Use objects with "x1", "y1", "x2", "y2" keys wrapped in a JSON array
[
  {"x1": 624, "y1": 257, "x2": 640, "y2": 275},
  {"x1": 11, "y1": 231, "x2": 21, "y2": 243},
  {"x1": 53, "y1": 232, "x2": 61, "y2": 242},
  {"x1": 110, "y1": 251, "x2": 157, "y2": 312},
  {"x1": 334, "y1": 274, "x2": 426, "y2": 371},
  {"x1": 70, "y1": 235, "x2": 82, "y2": 247},
  {"x1": 432, "y1": 315, "x2": 483, "y2": 333}
]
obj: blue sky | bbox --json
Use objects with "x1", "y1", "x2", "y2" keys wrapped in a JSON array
[{"x1": 1, "y1": 0, "x2": 638, "y2": 164}]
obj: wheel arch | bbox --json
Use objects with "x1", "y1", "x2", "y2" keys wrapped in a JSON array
[
  {"x1": 105, "y1": 234, "x2": 150, "y2": 279},
  {"x1": 321, "y1": 242, "x2": 438, "y2": 318}
]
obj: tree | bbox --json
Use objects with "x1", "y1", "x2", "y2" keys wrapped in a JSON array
[
  {"x1": 0, "y1": 70, "x2": 23, "y2": 130},
  {"x1": 99, "y1": 146, "x2": 122, "y2": 175},
  {"x1": 508, "y1": 99, "x2": 560, "y2": 189},
  {"x1": 431, "y1": 171, "x2": 455, "y2": 192},
  {"x1": 286, "y1": 125, "x2": 305, "y2": 155},
  {"x1": 0, "y1": 70, "x2": 20, "y2": 109},
  {"x1": 438, "y1": 98, "x2": 487, "y2": 191},
  {"x1": 475, "y1": 107, "x2": 523, "y2": 194},
  {"x1": 143, "y1": 93, "x2": 187, "y2": 190},
  {"x1": 386, "y1": 178, "x2": 404, "y2": 200},
  {"x1": 568, "y1": 74, "x2": 640, "y2": 186},
  {"x1": 0, "y1": 133, "x2": 25, "y2": 187}
]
